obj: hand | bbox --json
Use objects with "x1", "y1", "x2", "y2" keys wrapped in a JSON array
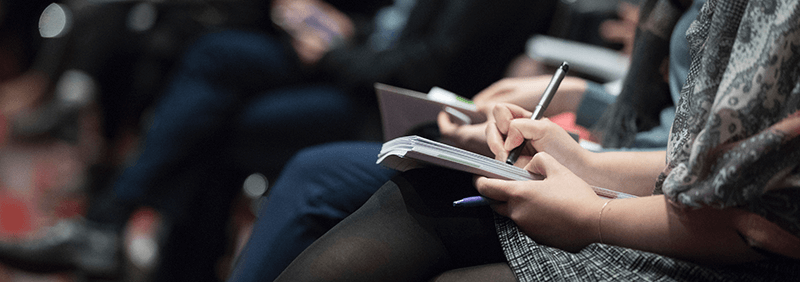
[
  {"x1": 599, "y1": 2, "x2": 639, "y2": 55},
  {"x1": 472, "y1": 76, "x2": 586, "y2": 117},
  {"x1": 486, "y1": 103, "x2": 587, "y2": 169},
  {"x1": 503, "y1": 54, "x2": 545, "y2": 78},
  {"x1": 473, "y1": 77, "x2": 546, "y2": 114},
  {"x1": 272, "y1": 0, "x2": 354, "y2": 65},
  {"x1": 475, "y1": 152, "x2": 605, "y2": 252},
  {"x1": 436, "y1": 111, "x2": 492, "y2": 156},
  {"x1": 0, "y1": 71, "x2": 49, "y2": 117},
  {"x1": 290, "y1": 29, "x2": 330, "y2": 65}
]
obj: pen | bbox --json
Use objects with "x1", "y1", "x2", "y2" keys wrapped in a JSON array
[
  {"x1": 452, "y1": 196, "x2": 495, "y2": 207},
  {"x1": 505, "y1": 61, "x2": 569, "y2": 165}
]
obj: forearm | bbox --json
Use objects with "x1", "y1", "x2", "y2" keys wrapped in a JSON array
[
  {"x1": 573, "y1": 150, "x2": 665, "y2": 196},
  {"x1": 597, "y1": 195, "x2": 765, "y2": 264},
  {"x1": 474, "y1": 76, "x2": 588, "y2": 116}
]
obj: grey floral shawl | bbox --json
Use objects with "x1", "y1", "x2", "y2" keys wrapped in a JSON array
[{"x1": 657, "y1": 0, "x2": 800, "y2": 241}]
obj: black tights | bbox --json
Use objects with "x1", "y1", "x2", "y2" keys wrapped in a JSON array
[{"x1": 274, "y1": 168, "x2": 516, "y2": 282}]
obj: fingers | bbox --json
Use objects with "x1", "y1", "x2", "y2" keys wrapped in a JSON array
[
  {"x1": 474, "y1": 176, "x2": 514, "y2": 216},
  {"x1": 501, "y1": 118, "x2": 551, "y2": 152},
  {"x1": 492, "y1": 103, "x2": 531, "y2": 135},
  {"x1": 474, "y1": 176, "x2": 510, "y2": 201},
  {"x1": 485, "y1": 121, "x2": 508, "y2": 161},
  {"x1": 486, "y1": 103, "x2": 535, "y2": 162},
  {"x1": 437, "y1": 111, "x2": 458, "y2": 136},
  {"x1": 488, "y1": 103, "x2": 575, "y2": 166},
  {"x1": 523, "y1": 152, "x2": 566, "y2": 178},
  {"x1": 502, "y1": 117, "x2": 564, "y2": 156}
]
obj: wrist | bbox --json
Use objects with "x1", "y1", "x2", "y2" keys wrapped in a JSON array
[
  {"x1": 596, "y1": 199, "x2": 614, "y2": 244},
  {"x1": 562, "y1": 147, "x2": 595, "y2": 181},
  {"x1": 577, "y1": 197, "x2": 613, "y2": 247}
]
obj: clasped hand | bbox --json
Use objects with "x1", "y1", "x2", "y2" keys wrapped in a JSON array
[
  {"x1": 475, "y1": 103, "x2": 606, "y2": 252},
  {"x1": 271, "y1": 0, "x2": 354, "y2": 65}
]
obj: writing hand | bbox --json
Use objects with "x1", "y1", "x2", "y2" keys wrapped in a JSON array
[
  {"x1": 475, "y1": 152, "x2": 604, "y2": 252},
  {"x1": 486, "y1": 103, "x2": 586, "y2": 168}
]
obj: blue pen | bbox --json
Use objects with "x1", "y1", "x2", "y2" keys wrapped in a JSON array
[{"x1": 452, "y1": 196, "x2": 494, "y2": 207}]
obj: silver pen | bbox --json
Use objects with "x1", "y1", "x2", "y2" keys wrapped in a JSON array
[{"x1": 505, "y1": 61, "x2": 569, "y2": 165}]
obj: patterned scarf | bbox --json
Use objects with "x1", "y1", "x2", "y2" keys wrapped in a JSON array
[{"x1": 657, "y1": 0, "x2": 800, "y2": 254}]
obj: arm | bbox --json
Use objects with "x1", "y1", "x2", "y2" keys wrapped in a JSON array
[
  {"x1": 599, "y1": 195, "x2": 766, "y2": 264},
  {"x1": 475, "y1": 153, "x2": 767, "y2": 265},
  {"x1": 578, "y1": 150, "x2": 665, "y2": 196},
  {"x1": 472, "y1": 76, "x2": 589, "y2": 117}
]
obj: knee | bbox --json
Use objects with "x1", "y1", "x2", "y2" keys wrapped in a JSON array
[
  {"x1": 274, "y1": 144, "x2": 372, "y2": 214},
  {"x1": 179, "y1": 30, "x2": 284, "y2": 76},
  {"x1": 282, "y1": 145, "x2": 339, "y2": 177}
]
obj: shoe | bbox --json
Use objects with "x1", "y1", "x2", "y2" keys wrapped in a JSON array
[{"x1": 0, "y1": 218, "x2": 121, "y2": 278}]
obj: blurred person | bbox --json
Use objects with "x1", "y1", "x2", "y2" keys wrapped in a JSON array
[
  {"x1": 271, "y1": 0, "x2": 800, "y2": 280},
  {"x1": 0, "y1": 0, "x2": 557, "y2": 281}
]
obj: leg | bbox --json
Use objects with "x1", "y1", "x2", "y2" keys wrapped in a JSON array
[
  {"x1": 228, "y1": 142, "x2": 397, "y2": 282},
  {"x1": 430, "y1": 263, "x2": 516, "y2": 282},
  {"x1": 89, "y1": 30, "x2": 300, "y2": 223},
  {"x1": 226, "y1": 84, "x2": 361, "y2": 178},
  {"x1": 275, "y1": 168, "x2": 508, "y2": 282},
  {"x1": 152, "y1": 157, "x2": 243, "y2": 282}
]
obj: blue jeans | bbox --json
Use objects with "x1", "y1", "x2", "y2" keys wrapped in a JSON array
[{"x1": 228, "y1": 142, "x2": 397, "y2": 282}]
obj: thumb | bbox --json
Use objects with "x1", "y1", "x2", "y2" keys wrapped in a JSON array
[
  {"x1": 523, "y1": 152, "x2": 567, "y2": 178},
  {"x1": 474, "y1": 176, "x2": 514, "y2": 203}
]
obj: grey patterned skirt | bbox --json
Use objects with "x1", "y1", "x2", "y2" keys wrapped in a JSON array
[{"x1": 495, "y1": 216, "x2": 800, "y2": 282}]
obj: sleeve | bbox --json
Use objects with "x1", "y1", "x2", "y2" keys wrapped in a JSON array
[{"x1": 316, "y1": 0, "x2": 554, "y2": 97}]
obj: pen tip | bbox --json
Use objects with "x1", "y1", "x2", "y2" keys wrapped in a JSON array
[{"x1": 560, "y1": 61, "x2": 569, "y2": 72}]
